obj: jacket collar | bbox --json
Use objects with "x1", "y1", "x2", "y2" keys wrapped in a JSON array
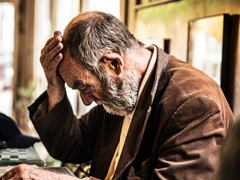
[{"x1": 114, "y1": 46, "x2": 169, "y2": 178}]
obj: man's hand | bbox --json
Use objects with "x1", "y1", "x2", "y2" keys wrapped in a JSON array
[
  {"x1": 40, "y1": 31, "x2": 65, "y2": 111},
  {"x1": 0, "y1": 164, "x2": 82, "y2": 180}
]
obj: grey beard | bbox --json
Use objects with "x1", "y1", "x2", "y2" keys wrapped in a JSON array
[{"x1": 99, "y1": 71, "x2": 139, "y2": 116}]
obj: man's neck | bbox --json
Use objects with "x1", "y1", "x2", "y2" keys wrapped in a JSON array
[
  {"x1": 139, "y1": 47, "x2": 152, "y2": 74},
  {"x1": 134, "y1": 47, "x2": 152, "y2": 84},
  {"x1": 125, "y1": 46, "x2": 152, "y2": 85}
]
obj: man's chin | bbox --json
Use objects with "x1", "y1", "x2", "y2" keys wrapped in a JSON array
[
  {"x1": 102, "y1": 104, "x2": 130, "y2": 117},
  {"x1": 95, "y1": 101, "x2": 124, "y2": 116}
]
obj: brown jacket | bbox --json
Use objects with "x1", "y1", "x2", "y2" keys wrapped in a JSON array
[{"x1": 29, "y1": 47, "x2": 233, "y2": 179}]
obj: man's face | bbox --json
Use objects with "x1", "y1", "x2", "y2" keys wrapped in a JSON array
[{"x1": 59, "y1": 51, "x2": 139, "y2": 116}]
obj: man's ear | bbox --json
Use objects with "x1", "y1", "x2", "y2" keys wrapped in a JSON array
[{"x1": 101, "y1": 52, "x2": 124, "y2": 75}]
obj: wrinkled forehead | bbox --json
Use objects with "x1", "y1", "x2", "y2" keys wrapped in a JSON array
[
  {"x1": 58, "y1": 50, "x2": 78, "y2": 79},
  {"x1": 58, "y1": 50, "x2": 92, "y2": 80},
  {"x1": 58, "y1": 52, "x2": 101, "y2": 89}
]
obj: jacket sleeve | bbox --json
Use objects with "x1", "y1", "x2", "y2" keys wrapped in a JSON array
[
  {"x1": 152, "y1": 96, "x2": 232, "y2": 180},
  {"x1": 28, "y1": 91, "x2": 104, "y2": 164}
]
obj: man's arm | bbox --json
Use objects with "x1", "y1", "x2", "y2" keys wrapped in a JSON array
[
  {"x1": 28, "y1": 92, "x2": 104, "y2": 164},
  {"x1": 39, "y1": 31, "x2": 65, "y2": 111}
]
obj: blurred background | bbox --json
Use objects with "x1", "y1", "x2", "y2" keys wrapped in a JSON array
[{"x1": 0, "y1": 0, "x2": 240, "y2": 170}]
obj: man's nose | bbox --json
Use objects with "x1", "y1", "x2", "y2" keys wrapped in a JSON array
[{"x1": 80, "y1": 93, "x2": 93, "y2": 106}]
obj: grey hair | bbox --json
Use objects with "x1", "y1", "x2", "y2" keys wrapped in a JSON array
[{"x1": 64, "y1": 11, "x2": 143, "y2": 79}]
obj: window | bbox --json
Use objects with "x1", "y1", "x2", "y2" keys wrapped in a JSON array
[{"x1": 0, "y1": 2, "x2": 15, "y2": 116}]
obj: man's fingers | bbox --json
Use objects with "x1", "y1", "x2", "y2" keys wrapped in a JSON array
[
  {"x1": 43, "y1": 53, "x2": 63, "y2": 73},
  {"x1": 42, "y1": 30, "x2": 62, "y2": 51},
  {"x1": 41, "y1": 37, "x2": 54, "y2": 54},
  {"x1": 45, "y1": 37, "x2": 55, "y2": 46},
  {"x1": 40, "y1": 40, "x2": 63, "y2": 68},
  {"x1": 45, "y1": 36, "x2": 62, "y2": 54},
  {"x1": 1, "y1": 168, "x2": 16, "y2": 179},
  {"x1": 46, "y1": 42, "x2": 63, "y2": 61},
  {"x1": 41, "y1": 36, "x2": 59, "y2": 56},
  {"x1": 51, "y1": 53, "x2": 63, "y2": 69},
  {"x1": 0, "y1": 164, "x2": 39, "y2": 180},
  {"x1": 53, "y1": 53, "x2": 63, "y2": 66},
  {"x1": 40, "y1": 30, "x2": 63, "y2": 65}
]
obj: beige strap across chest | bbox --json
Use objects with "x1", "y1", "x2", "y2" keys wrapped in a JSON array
[{"x1": 105, "y1": 45, "x2": 157, "y2": 180}]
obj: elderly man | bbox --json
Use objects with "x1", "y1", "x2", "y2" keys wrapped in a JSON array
[{"x1": 1, "y1": 11, "x2": 233, "y2": 180}]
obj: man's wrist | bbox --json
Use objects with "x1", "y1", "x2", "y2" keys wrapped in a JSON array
[{"x1": 47, "y1": 86, "x2": 65, "y2": 111}]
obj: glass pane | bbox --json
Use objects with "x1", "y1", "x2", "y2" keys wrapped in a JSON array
[
  {"x1": 188, "y1": 15, "x2": 224, "y2": 85},
  {"x1": 0, "y1": 2, "x2": 15, "y2": 116}
]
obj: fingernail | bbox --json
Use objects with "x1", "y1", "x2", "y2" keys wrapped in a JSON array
[
  {"x1": 54, "y1": 31, "x2": 62, "y2": 36},
  {"x1": 58, "y1": 43, "x2": 63, "y2": 48},
  {"x1": 58, "y1": 53, "x2": 62, "y2": 59},
  {"x1": 56, "y1": 36, "x2": 62, "y2": 41}
]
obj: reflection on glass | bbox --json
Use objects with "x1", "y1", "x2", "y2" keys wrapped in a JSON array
[
  {"x1": 0, "y1": 3, "x2": 15, "y2": 116},
  {"x1": 188, "y1": 15, "x2": 224, "y2": 85}
]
